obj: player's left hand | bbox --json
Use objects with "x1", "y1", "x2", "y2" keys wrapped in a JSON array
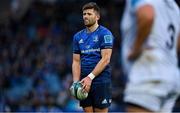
[
  {"x1": 80, "y1": 76, "x2": 92, "y2": 93},
  {"x1": 69, "y1": 81, "x2": 79, "y2": 97}
]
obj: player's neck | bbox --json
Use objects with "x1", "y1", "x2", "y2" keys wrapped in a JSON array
[{"x1": 86, "y1": 23, "x2": 99, "y2": 33}]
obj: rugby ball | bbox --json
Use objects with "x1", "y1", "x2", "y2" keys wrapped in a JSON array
[{"x1": 73, "y1": 82, "x2": 88, "y2": 100}]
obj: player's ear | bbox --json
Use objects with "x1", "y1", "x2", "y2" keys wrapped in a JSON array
[
  {"x1": 96, "y1": 13, "x2": 100, "y2": 20},
  {"x1": 94, "y1": 10, "x2": 100, "y2": 20}
]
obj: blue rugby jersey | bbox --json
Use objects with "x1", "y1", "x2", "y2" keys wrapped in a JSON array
[{"x1": 73, "y1": 25, "x2": 114, "y2": 83}]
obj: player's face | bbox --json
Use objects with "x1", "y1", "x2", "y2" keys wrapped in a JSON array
[{"x1": 83, "y1": 9, "x2": 99, "y2": 27}]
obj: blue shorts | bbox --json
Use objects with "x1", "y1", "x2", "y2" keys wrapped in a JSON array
[{"x1": 80, "y1": 82, "x2": 112, "y2": 109}]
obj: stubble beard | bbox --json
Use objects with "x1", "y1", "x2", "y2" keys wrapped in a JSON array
[{"x1": 84, "y1": 20, "x2": 96, "y2": 28}]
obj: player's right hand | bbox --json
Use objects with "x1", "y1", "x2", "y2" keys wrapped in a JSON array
[
  {"x1": 128, "y1": 46, "x2": 153, "y2": 61},
  {"x1": 128, "y1": 49, "x2": 142, "y2": 61},
  {"x1": 69, "y1": 81, "x2": 79, "y2": 97},
  {"x1": 80, "y1": 76, "x2": 92, "y2": 93}
]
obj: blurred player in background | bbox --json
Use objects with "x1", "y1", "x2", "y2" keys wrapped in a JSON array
[
  {"x1": 121, "y1": 0, "x2": 180, "y2": 112},
  {"x1": 70, "y1": 2, "x2": 114, "y2": 113}
]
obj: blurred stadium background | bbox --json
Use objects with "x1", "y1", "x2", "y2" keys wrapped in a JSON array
[{"x1": 0, "y1": 0, "x2": 179, "y2": 112}]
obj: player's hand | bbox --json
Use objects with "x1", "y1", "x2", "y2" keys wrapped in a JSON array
[
  {"x1": 69, "y1": 81, "x2": 79, "y2": 97},
  {"x1": 128, "y1": 49, "x2": 142, "y2": 61},
  {"x1": 80, "y1": 76, "x2": 92, "y2": 93},
  {"x1": 128, "y1": 46, "x2": 153, "y2": 61}
]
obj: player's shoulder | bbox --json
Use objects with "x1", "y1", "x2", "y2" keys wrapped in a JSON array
[
  {"x1": 98, "y1": 25, "x2": 112, "y2": 35},
  {"x1": 73, "y1": 29, "x2": 86, "y2": 39},
  {"x1": 98, "y1": 25, "x2": 114, "y2": 42}
]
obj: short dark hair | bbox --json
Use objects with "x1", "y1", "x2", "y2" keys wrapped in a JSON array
[{"x1": 82, "y1": 2, "x2": 100, "y2": 15}]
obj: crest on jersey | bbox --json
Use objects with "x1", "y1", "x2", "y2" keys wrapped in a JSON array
[
  {"x1": 104, "y1": 35, "x2": 112, "y2": 43},
  {"x1": 79, "y1": 39, "x2": 84, "y2": 44},
  {"x1": 85, "y1": 45, "x2": 90, "y2": 49},
  {"x1": 93, "y1": 36, "x2": 99, "y2": 42}
]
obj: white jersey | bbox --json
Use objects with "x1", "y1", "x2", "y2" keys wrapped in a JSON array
[{"x1": 121, "y1": 0, "x2": 180, "y2": 81}]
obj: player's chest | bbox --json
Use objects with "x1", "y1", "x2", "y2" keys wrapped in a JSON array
[{"x1": 78, "y1": 35, "x2": 100, "y2": 50}]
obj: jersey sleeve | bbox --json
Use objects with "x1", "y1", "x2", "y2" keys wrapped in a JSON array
[
  {"x1": 100, "y1": 30, "x2": 114, "y2": 49},
  {"x1": 73, "y1": 34, "x2": 80, "y2": 54}
]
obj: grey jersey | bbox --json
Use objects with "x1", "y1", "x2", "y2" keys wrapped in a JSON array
[{"x1": 121, "y1": 0, "x2": 180, "y2": 75}]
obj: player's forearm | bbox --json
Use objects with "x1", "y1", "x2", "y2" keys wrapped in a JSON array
[
  {"x1": 91, "y1": 49, "x2": 112, "y2": 77},
  {"x1": 72, "y1": 62, "x2": 81, "y2": 82},
  {"x1": 133, "y1": 5, "x2": 154, "y2": 51},
  {"x1": 91, "y1": 57, "x2": 110, "y2": 76}
]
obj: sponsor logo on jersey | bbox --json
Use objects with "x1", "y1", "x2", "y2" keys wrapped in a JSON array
[
  {"x1": 101, "y1": 99, "x2": 108, "y2": 104},
  {"x1": 81, "y1": 48, "x2": 100, "y2": 54},
  {"x1": 79, "y1": 39, "x2": 84, "y2": 44}
]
